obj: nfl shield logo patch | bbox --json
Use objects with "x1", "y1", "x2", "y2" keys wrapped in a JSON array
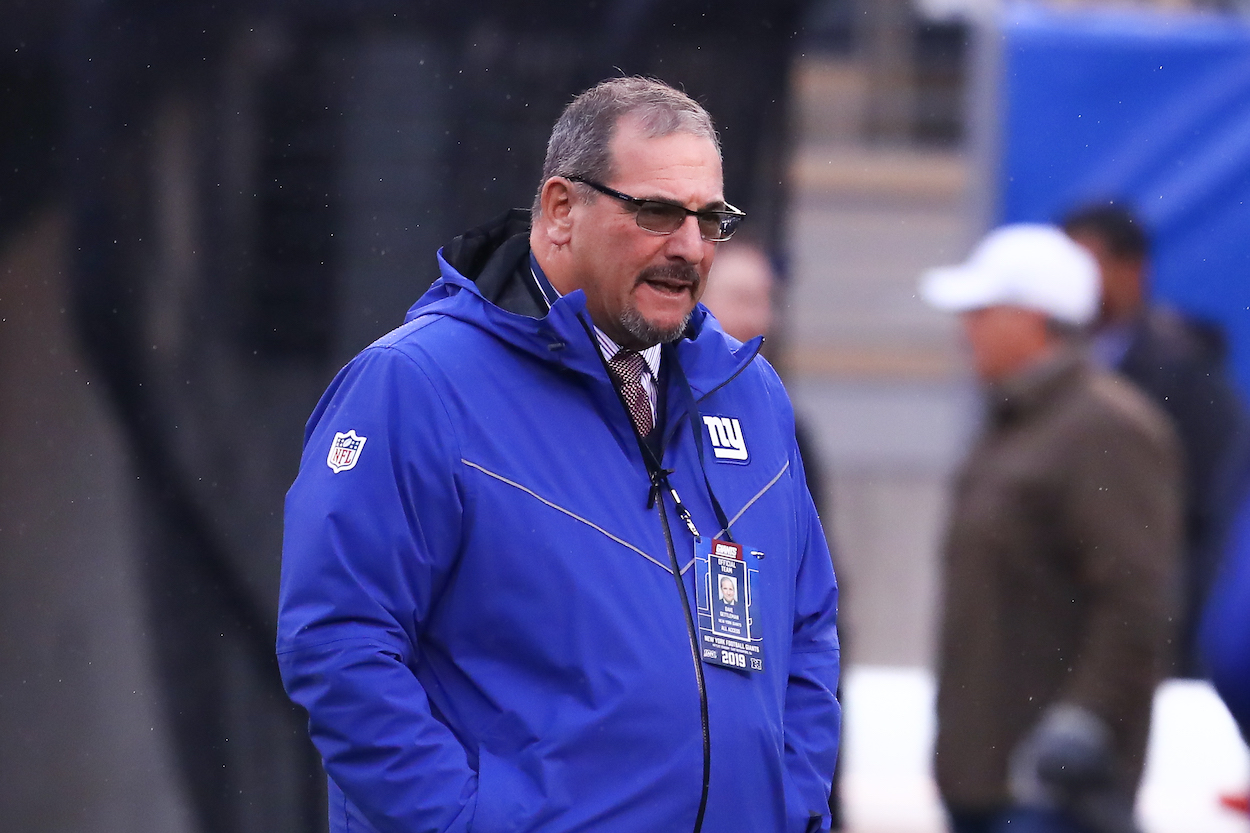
[{"x1": 327, "y1": 430, "x2": 367, "y2": 473}]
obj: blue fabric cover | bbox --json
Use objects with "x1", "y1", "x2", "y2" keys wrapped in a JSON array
[
  {"x1": 999, "y1": 5, "x2": 1250, "y2": 396},
  {"x1": 1201, "y1": 492, "x2": 1250, "y2": 739},
  {"x1": 276, "y1": 251, "x2": 841, "y2": 833}
]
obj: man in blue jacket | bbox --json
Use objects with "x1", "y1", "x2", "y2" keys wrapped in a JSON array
[{"x1": 277, "y1": 76, "x2": 841, "y2": 833}]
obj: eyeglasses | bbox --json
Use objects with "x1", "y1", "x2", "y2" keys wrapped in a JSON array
[{"x1": 563, "y1": 175, "x2": 746, "y2": 242}]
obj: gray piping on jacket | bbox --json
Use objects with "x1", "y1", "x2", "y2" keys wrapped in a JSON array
[
  {"x1": 679, "y1": 459, "x2": 792, "y2": 575},
  {"x1": 462, "y1": 459, "x2": 672, "y2": 574},
  {"x1": 713, "y1": 459, "x2": 791, "y2": 541}
]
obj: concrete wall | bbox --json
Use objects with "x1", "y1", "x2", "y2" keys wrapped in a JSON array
[{"x1": 785, "y1": 57, "x2": 982, "y2": 668}]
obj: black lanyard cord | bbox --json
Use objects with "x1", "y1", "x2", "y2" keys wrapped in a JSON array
[
  {"x1": 577, "y1": 317, "x2": 703, "y2": 538},
  {"x1": 666, "y1": 346, "x2": 736, "y2": 543},
  {"x1": 577, "y1": 316, "x2": 735, "y2": 542}
]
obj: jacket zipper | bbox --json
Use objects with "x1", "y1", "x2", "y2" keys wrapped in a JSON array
[
  {"x1": 572, "y1": 312, "x2": 713, "y2": 827},
  {"x1": 658, "y1": 498, "x2": 710, "y2": 833}
]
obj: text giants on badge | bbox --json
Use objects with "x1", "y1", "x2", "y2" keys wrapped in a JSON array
[
  {"x1": 703, "y1": 415, "x2": 748, "y2": 462},
  {"x1": 327, "y1": 430, "x2": 367, "y2": 473}
]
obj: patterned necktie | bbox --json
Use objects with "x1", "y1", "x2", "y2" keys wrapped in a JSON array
[{"x1": 608, "y1": 349, "x2": 654, "y2": 436}]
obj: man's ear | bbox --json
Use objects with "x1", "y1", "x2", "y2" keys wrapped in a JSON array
[{"x1": 539, "y1": 177, "x2": 576, "y2": 246}]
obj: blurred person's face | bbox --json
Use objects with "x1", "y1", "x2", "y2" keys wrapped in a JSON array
[
  {"x1": 1067, "y1": 229, "x2": 1145, "y2": 326},
  {"x1": 719, "y1": 577, "x2": 736, "y2": 604},
  {"x1": 562, "y1": 116, "x2": 723, "y2": 349},
  {"x1": 701, "y1": 243, "x2": 775, "y2": 342},
  {"x1": 960, "y1": 305, "x2": 1054, "y2": 384}
]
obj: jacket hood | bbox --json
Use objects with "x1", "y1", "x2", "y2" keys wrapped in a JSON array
[{"x1": 403, "y1": 210, "x2": 763, "y2": 398}]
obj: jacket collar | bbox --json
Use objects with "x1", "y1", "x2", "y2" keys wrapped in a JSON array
[{"x1": 989, "y1": 346, "x2": 1087, "y2": 425}]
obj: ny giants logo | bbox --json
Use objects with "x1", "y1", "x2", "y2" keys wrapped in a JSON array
[{"x1": 702, "y1": 416, "x2": 748, "y2": 463}]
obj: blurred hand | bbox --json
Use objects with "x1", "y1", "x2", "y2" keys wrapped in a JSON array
[{"x1": 1009, "y1": 702, "x2": 1140, "y2": 833}]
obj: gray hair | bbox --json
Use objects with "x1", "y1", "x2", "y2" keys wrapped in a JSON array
[{"x1": 531, "y1": 77, "x2": 720, "y2": 217}]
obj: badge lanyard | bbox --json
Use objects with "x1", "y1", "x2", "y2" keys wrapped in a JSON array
[
  {"x1": 581, "y1": 317, "x2": 766, "y2": 673},
  {"x1": 666, "y1": 345, "x2": 767, "y2": 672},
  {"x1": 666, "y1": 351, "x2": 739, "y2": 542}
]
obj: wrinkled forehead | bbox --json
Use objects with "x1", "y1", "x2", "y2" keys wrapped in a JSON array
[
  {"x1": 606, "y1": 117, "x2": 724, "y2": 197},
  {"x1": 611, "y1": 107, "x2": 719, "y2": 151}
]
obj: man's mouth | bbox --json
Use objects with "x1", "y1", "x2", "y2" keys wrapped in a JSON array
[{"x1": 637, "y1": 264, "x2": 699, "y2": 296}]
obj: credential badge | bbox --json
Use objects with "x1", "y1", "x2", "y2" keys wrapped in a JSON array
[
  {"x1": 327, "y1": 430, "x2": 367, "y2": 473},
  {"x1": 703, "y1": 415, "x2": 748, "y2": 463}
]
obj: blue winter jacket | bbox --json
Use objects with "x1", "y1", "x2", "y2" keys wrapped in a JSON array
[
  {"x1": 277, "y1": 216, "x2": 841, "y2": 833},
  {"x1": 1201, "y1": 489, "x2": 1250, "y2": 740}
]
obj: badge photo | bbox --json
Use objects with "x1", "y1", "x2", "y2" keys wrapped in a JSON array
[
  {"x1": 694, "y1": 538, "x2": 766, "y2": 672},
  {"x1": 327, "y1": 430, "x2": 367, "y2": 473}
]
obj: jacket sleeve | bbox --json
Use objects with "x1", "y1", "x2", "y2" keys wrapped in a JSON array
[
  {"x1": 782, "y1": 428, "x2": 843, "y2": 833},
  {"x1": 276, "y1": 344, "x2": 476, "y2": 833},
  {"x1": 1060, "y1": 408, "x2": 1182, "y2": 730}
]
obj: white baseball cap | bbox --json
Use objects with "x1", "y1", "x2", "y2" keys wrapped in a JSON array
[{"x1": 919, "y1": 224, "x2": 1100, "y2": 326}]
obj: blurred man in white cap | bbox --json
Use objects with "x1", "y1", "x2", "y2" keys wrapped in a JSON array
[{"x1": 920, "y1": 225, "x2": 1182, "y2": 833}]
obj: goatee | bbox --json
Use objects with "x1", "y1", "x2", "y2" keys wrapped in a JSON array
[{"x1": 618, "y1": 262, "x2": 700, "y2": 346}]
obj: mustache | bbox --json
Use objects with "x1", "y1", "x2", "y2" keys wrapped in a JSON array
[{"x1": 636, "y1": 262, "x2": 701, "y2": 290}]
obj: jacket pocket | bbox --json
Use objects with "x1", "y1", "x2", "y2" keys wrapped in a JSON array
[{"x1": 470, "y1": 747, "x2": 542, "y2": 833}]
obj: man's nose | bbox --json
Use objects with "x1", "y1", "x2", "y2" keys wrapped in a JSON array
[{"x1": 665, "y1": 214, "x2": 708, "y2": 261}]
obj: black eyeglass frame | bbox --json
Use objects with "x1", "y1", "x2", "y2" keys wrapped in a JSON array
[{"x1": 563, "y1": 175, "x2": 746, "y2": 242}]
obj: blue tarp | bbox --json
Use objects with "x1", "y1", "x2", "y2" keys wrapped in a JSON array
[{"x1": 999, "y1": 5, "x2": 1250, "y2": 396}]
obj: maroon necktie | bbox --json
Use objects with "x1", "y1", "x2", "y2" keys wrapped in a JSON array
[{"x1": 608, "y1": 349, "x2": 654, "y2": 436}]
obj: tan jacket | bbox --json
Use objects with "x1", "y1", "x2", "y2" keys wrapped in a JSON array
[{"x1": 935, "y1": 349, "x2": 1183, "y2": 811}]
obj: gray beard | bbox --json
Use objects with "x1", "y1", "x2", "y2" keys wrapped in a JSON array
[
  {"x1": 618, "y1": 262, "x2": 699, "y2": 346},
  {"x1": 619, "y1": 305, "x2": 692, "y2": 347}
]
